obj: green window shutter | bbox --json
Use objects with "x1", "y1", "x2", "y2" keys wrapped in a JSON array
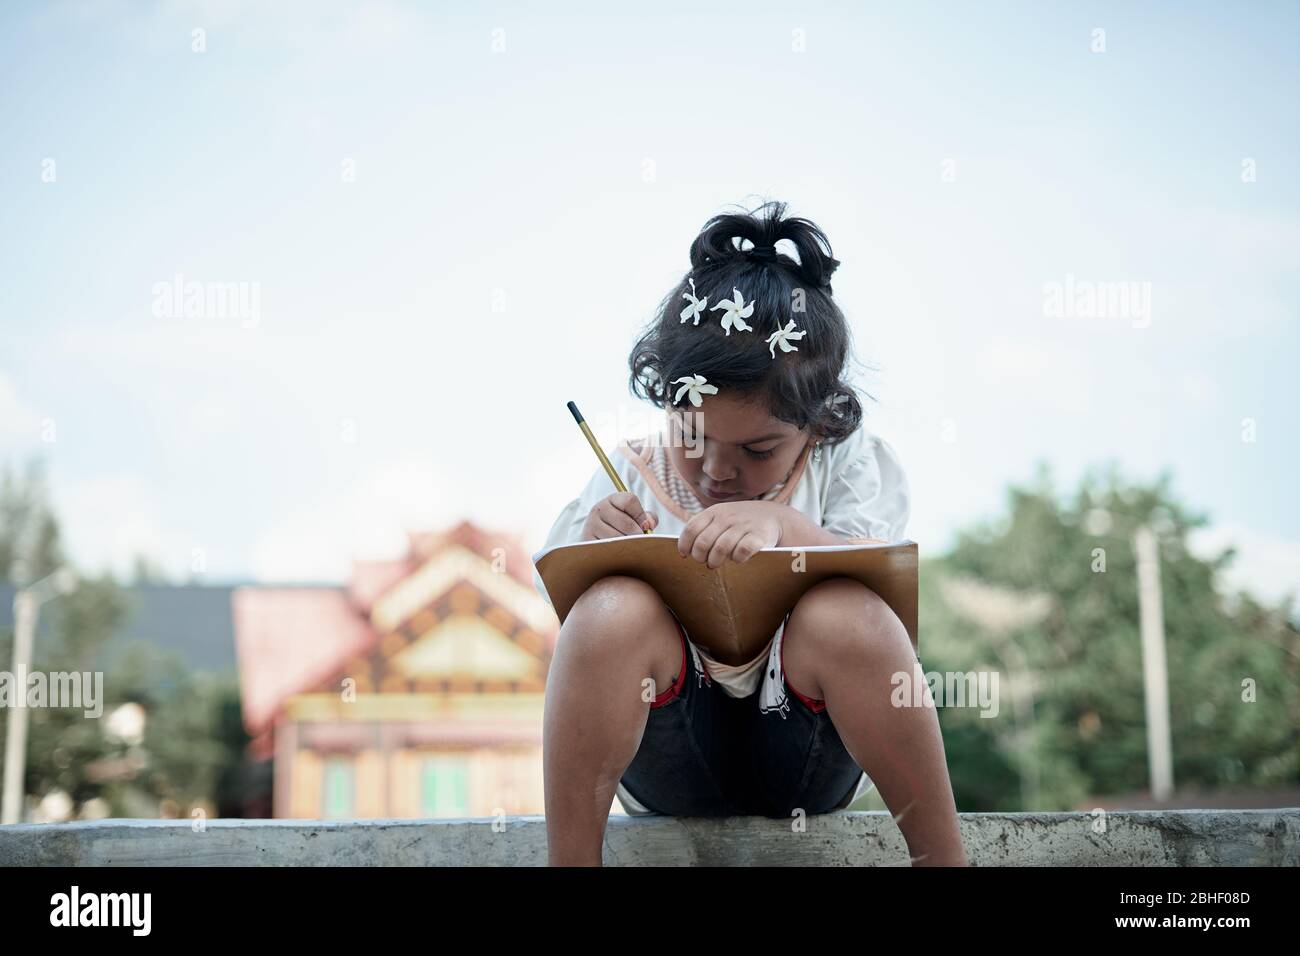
[
  {"x1": 322, "y1": 757, "x2": 354, "y2": 819},
  {"x1": 422, "y1": 756, "x2": 470, "y2": 816}
]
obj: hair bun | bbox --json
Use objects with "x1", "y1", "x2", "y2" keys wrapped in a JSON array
[{"x1": 687, "y1": 200, "x2": 841, "y2": 291}]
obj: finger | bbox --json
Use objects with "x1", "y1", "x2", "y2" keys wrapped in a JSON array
[
  {"x1": 598, "y1": 500, "x2": 644, "y2": 536},
  {"x1": 610, "y1": 491, "x2": 644, "y2": 515},
  {"x1": 591, "y1": 514, "x2": 635, "y2": 539},
  {"x1": 731, "y1": 531, "x2": 767, "y2": 563},
  {"x1": 707, "y1": 527, "x2": 746, "y2": 569},
  {"x1": 611, "y1": 493, "x2": 656, "y2": 532},
  {"x1": 678, "y1": 510, "x2": 714, "y2": 557},
  {"x1": 588, "y1": 516, "x2": 620, "y2": 539},
  {"x1": 690, "y1": 521, "x2": 724, "y2": 564}
]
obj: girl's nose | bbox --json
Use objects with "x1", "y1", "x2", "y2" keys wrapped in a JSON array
[{"x1": 702, "y1": 447, "x2": 737, "y2": 483}]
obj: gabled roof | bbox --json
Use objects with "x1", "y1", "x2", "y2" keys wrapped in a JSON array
[
  {"x1": 233, "y1": 587, "x2": 374, "y2": 737},
  {"x1": 408, "y1": 520, "x2": 538, "y2": 591},
  {"x1": 233, "y1": 520, "x2": 558, "y2": 737}
]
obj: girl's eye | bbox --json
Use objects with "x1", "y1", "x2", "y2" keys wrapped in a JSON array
[{"x1": 744, "y1": 446, "x2": 776, "y2": 460}]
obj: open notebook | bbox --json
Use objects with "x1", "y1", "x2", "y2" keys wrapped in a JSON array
[{"x1": 532, "y1": 534, "x2": 918, "y2": 664}]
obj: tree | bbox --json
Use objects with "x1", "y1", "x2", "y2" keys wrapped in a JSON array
[
  {"x1": 1, "y1": 458, "x2": 259, "y2": 820},
  {"x1": 919, "y1": 462, "x2": 1299, "y2": 810},
  {"x1": 0, "y1": 460, "x2": 62, "y2": 584}
]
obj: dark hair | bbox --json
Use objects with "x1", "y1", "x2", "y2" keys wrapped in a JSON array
[{"x1": 628, "y1": 200, "x2": 866, "y2": 445}]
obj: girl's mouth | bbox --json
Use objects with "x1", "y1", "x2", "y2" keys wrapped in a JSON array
[{"x1": 700, "y1": 485, "x2": 740, "y2": 501}]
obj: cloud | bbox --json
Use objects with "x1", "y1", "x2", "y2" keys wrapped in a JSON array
[
  {"x1": 51, "y1": 474, "x2": 171, "y2": 579},
  {"x1": 0, "y1": 374, "x2": 42, "y2": 449},
  {"x1": 972, "y1": 337, "x2": 1096, "y2": 416},
  {"x1": 1188, "y1": 523, "x2": 1300, "y2": 608},
  {"x1": 248, "y1": 459, "x2": 457, "y2": 582},
  {"x1": 1178, "y1": 370, "x2": 1221, "y2": 409}
]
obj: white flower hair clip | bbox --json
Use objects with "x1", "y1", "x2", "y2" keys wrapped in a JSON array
[
  {"x1": 673, "y1": 281, "x2": 809, "y2": 395},
  {"x1": 671, "y1": 374, "x2": 718, "y2": 407},
  {"x1": 765, "y1": 319, "x2": 805, "y2": 358},
  {"x1": 710, "y1": 288, "x2": 754, "y2": 336},
  {"x1": 680, "y1": 277, "x2": 708, "y2": 325}
]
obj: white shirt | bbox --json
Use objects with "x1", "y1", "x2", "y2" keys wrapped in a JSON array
[{"x1": 532, "y1": 421, "x2": 911, "y2": 696}]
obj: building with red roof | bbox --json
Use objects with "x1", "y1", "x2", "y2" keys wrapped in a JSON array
[{"x1": 233, "y1": 521, "x2": 558, "y2": 819}]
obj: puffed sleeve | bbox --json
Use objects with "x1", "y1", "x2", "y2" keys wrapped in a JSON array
[
  {"x1": 820, "y1": 431, "x2": 911, "y2": 543},
  {"x1": 532, "y1": 465, "x2": 619, "y2": 605}
]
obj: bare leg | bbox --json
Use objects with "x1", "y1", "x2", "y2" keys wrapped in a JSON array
[
  {"x1": 543, "y1": 575, "x2": 684, "y2": 866},
  {"x1": 782, "y1": 578, "x2": 969, "y2": 866}
]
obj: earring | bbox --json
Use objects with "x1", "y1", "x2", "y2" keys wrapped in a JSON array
[{"x1": 812, "y1": 441, "x2": 822, "y2": 463}]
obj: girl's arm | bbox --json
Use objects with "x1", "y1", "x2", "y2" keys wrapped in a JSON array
[{"x1": 778, "y1": 507, "x2": 861, "y2": 547}]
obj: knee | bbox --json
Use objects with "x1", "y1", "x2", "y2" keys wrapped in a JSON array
[
  {"x1": 560, "y1": 575, "x2": 663, "y2": 654},
  {"x1": 787, "y1": 578, "x2": 906, "y2": 660},
  {"x1": 570, "y1": 574, "x2": 661, "y2": 621}
]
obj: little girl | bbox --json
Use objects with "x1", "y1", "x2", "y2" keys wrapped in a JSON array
[{"x1": 534, "y1": 201, "x2": 967, "y2": 866}]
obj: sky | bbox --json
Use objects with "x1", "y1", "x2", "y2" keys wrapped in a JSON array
[{"x1": 1, "y1": 0, "x2": 1297, "y2": 605}]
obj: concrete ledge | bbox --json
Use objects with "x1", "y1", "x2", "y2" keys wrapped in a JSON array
[{"x1": 1, "y1": 810, "x2": 1296, "y2": 866}]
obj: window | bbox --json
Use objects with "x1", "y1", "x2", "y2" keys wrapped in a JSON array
[
  {"x1": 321, "y1": 756, "x2": 355, "y2": 819},
  {"x1": 421, "y1": 755, "x2": 470, "y2": 817}
]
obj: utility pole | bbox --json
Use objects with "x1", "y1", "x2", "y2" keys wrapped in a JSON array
[
  {"x1": 2, "y1": 567, "x2": 76, "y2": 825},
  {"x1": 1133, "y1": 525, "x2": 1174, "y2": 802}
]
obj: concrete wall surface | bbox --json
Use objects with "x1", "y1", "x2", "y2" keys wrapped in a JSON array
[{"x1": 1, "y1": 809, "x2": 1296, "y2": 866}]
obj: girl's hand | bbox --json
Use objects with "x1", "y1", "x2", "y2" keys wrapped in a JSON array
[
  {"x1": 582, "y1": 492, "x2": 658, "y2": 540},
  {"x1": 678, "y1": 501, "x2": 784, "y2": 569}
]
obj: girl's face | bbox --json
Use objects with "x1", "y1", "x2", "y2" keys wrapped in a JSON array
[{"x1": 665, "y1": 394, "x2": 812, "y2": 505}]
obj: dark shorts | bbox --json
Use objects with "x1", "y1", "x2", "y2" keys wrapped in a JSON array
[{"x1": 617, "y1": 605, "x2": 868, "y2": 818}]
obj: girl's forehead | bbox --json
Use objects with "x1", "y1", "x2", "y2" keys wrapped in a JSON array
[{"x1": 665, "y1": 403, "x2": 799, "y2": 443}]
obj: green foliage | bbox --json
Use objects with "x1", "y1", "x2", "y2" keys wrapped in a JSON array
[
  {"x1": 922, "y1": 462, "x2": 1300, "y2": 810},
  {"x1": 0, "y1": 458, "x2": 253, "y2": 820},
  {"x1": 0, "y1": 460, "x2": 63, "y2": 583}
]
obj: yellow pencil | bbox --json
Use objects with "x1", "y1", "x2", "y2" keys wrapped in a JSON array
[{"x1": 567, "y1": 401, "x2": 651, "y2": 533}]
